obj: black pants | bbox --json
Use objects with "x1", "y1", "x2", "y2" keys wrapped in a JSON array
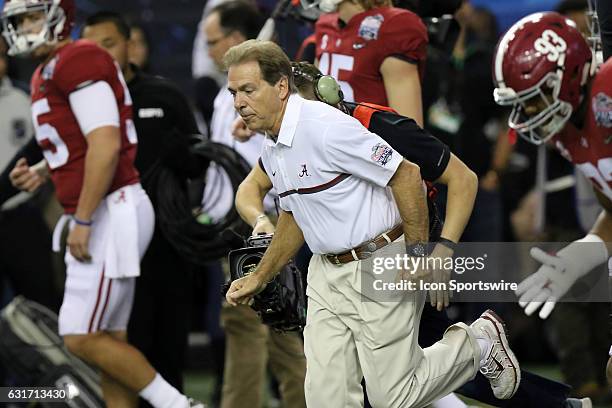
[{"x1": 128, "y1": 227, "x2": 192, "y2": 405}]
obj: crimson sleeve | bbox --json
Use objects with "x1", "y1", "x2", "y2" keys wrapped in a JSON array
[
  {"x1": 379, "y1": 10, "x2": 428, "y2": 65},
  {"x1": 53, "y1": 44, "x2": 119, "y2": 96}
]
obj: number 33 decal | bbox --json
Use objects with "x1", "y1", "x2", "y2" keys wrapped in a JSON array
[{"x1": 534, "y1": 29, "x2": 567, "y2": 63}]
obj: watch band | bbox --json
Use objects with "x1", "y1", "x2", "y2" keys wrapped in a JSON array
[{"x1": 438, "y1": 237, "x2": 457, "y2": 251}]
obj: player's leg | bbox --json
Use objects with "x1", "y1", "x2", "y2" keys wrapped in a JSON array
[
  {"x1": 60, "y1": 186, "x2": 197, "y2": 408},
  {"x1": 100, "y1": 331, "x2": 139, "y2": 408},
  {"x1": 61, "y1": 276, "x2": 189, "y2": 408}
]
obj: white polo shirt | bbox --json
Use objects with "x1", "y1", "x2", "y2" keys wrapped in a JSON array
[{"x1": 259, "y1": 94, "x2": 403, "y2": 254}]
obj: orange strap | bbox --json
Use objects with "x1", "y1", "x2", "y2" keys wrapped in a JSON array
[{"x1": 352, "y1": 103, "x2": 397, "y2": 129}]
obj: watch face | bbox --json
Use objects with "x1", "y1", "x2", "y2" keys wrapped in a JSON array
[{"x1": 408, "y1": 243, "x2": 426, "y2": 257}]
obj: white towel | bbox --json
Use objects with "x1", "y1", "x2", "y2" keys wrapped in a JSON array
[
  {"x1": 52, "y1": 214, "x2": 71, "y2": 253},
  {"x1": 104, "y1": 185, "x2": 141, "y2": 278}
]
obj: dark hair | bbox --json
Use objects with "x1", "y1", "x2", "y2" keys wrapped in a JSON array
[
  {"x1": 555, "y1": 0, "x2": 588, "y2": 15},
  {"x1": 210, "y1": 0, "x2": 263, "y2": 40},
  {"x1": 83, "y1": 11, "x2": 131, "y2": 39}
]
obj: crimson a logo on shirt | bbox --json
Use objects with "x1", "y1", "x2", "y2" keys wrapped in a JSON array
[
  {"x1": 592, "y1": 92, "x2": 612, "y2": 128},
  {"x1": 371, "y1": 143, "x2": 393, "y2": 166}
]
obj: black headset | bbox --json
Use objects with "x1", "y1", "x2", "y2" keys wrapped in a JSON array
[{"x1": 292, "y1": 64, "x2": 344, "y2": 105}]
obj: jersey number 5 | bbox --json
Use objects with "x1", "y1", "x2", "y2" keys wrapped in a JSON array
[
  {"x1": 318, "y1": 52, "x2": 355, "y2": 102},
  {"x1": 32, "y1": 98, "x2": 69, "y2": 169}
]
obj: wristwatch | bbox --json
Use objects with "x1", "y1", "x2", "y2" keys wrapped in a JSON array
[{"x1": 406, "y1": 242, "x2": 427, "y2": 257}]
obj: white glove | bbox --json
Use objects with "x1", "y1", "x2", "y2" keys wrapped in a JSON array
[{"x1": 515, "y1": 234, "x2": 608, "y2": 319}]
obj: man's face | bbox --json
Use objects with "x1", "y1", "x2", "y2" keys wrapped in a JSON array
[
  {"x1": 82, "y1": 22, "x2": 129, "y2": 71},
  {"x1": 228, "y1": 60, "x2": 286, "y2": 134},
  {"x1": 204, "y1": 12, "x2": 241, "y2": 70},
  {"x1": 128, "y1": 27, "x2": 148, "y2": 68},
  {"x1": 15, "y1": 10, "x2": 45, "y2": 35},
  {"x1": 14, "y1": 10, "x2": 52, "y2": 58}
]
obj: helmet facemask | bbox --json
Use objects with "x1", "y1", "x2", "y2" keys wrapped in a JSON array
[
  {"x1": 1, "y1": 0, "x2": 66, "y2": 57},
  {"x1": 299, "y1": 0, "x2": 342, "y2": 13},
  {"x1": 494, "y1": 71, "x2": 573, "y2": 145}
]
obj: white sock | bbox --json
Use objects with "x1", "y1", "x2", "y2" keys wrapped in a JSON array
[
  {"x1": 477, "y1": 337, "x2": 492, "y2": 366},
  {"x1": 139, "y1": 373, "x2": 189, "y2": 408},
  {"x1": 431, "y1": 393, "x2": 467, "y2": 408}
]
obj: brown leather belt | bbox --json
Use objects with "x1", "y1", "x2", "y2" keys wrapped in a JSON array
[{"x1": 325, "y1": 224, "x2": 403, "y2": 265}]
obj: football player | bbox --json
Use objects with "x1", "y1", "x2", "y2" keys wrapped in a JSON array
[
  {"x1": 1, "y1": 1, "x2": 203, "y2": 407},
  {"x1": 493, "y1": 11, "x2": 612, "y2": 320},
  {"x1": 309, "y1": 0, "x2": 427, "y2": 126}
]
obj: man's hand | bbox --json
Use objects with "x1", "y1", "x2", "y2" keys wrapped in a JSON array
[
  {"x1": 515, "y1": 248, "x2": 574, "y2": 319},
  {"x1": 9, "y1": 158, "x2": 46, "y2": 192},
  {"x1": 232, "y1": 117, "x2": 255, "y2": 142},
  {"x1": 427, "y1": 243, "x2": 453, "y2": 311},
  {"x1": 67, "y1": 224, "x2": 92, "y2": 262},
  {"x1": 226, "y1": 273, "x2": 267, "y2": 306},
  {"x1": 516, "y1": 236, "x2": 608, "y2": 319},
  {"x1": 253, "y1": 215, "x2": 275, "y2": 235}
]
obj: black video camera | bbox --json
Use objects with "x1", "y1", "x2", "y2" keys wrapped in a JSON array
[{"x1": 224, "y1": 233, "x2": 307, "y2": 332}]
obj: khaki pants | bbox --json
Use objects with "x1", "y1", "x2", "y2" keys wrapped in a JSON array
[
  {"x1": 304, "y1": 253, "x2": 480, "y2": 408},
  {"x1": 220, "y1": 302, "x2": 307, "y2": 408}
]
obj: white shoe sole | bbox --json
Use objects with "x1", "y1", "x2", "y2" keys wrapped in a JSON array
[{"x1": 482, "y1": 309, "x2": 521, "y2": 398}]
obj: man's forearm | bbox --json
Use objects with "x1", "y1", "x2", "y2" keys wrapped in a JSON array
[
  {"x1": 441, "y1": 169, "x2": 478, "y2": 242},
  {"x1": 74, "y1": 128, "x2": 121, "y2": 220},
  {"x1": 254, "y1": 210, "x2": 305, "y2": 282},
  {"x1": 390, "y1": 160, "x2": 428, "y2": 243},
  {"x1": 236, "y1": 181, "x2": 267, "y2": 227}
]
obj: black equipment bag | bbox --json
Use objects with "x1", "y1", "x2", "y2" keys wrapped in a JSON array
[{"x1": 0, "y1": 296, "x2": 104, "y2": 407}]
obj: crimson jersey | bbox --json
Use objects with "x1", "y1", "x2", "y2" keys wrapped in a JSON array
[
  {"x1": 30, "y1": 40, "x2": 139, "y2": 213},
  {"x1": 315, "y1": 7, "x2": 427, "y2": 106},
  {"x1": 552, "y1": 58, "x2": 612, "y2": 202}
]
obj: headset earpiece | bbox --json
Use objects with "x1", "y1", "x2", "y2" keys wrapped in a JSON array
[{"x1": 315, "y1": 75, "x2": 344, "y2": 105}]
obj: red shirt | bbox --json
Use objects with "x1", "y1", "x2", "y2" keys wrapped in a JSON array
[
  {"x1": 315, "y1": 7, "x2": 428, "y2": 105},
  {"x1": 552, "y1": 58, "x2": 612, "y2": 201},
  {"x1": 30, "y1": 40, "x2": 139, "y2": 213}
]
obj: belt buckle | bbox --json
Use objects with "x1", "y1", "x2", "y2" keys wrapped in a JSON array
[
  {"x1": 327, "y1": 254, "x2": 341, "y2": 265},
  {"x1": 358, "y1": 242, "x2": 378, "y2": 260}
]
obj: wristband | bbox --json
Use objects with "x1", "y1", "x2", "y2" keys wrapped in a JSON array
[
  {"x1": 73, "y1": 217, "x2": 93, "y2": 226},
  {"x1": 438, "y1": 237, "x2": 457, "y2": 251}
]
